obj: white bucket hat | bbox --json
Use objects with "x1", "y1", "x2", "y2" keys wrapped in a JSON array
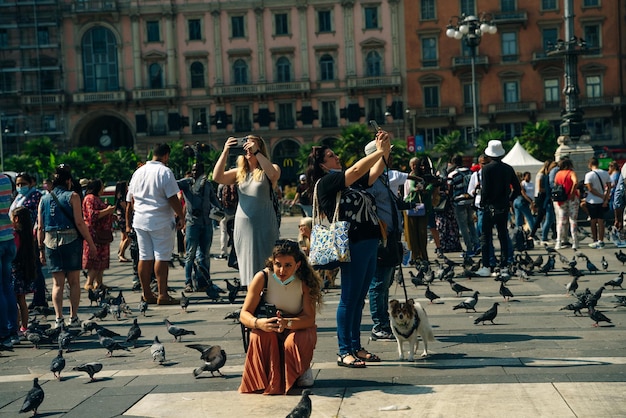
[{"x1": 485, "y1": 140, "x2": 505, "y2": 158}]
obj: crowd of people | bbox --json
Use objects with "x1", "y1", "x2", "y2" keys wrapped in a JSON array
[{"x1": 2, "y1": 135, "x2": 626, "y2": 397}]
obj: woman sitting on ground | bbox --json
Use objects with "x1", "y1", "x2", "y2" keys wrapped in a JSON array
[{"x1": 239, "y1": 239, "x2": 323, "y2": 395}]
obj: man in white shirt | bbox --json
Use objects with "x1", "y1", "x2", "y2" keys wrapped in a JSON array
[
  {"x1": 126, "y1": 143, "x2": 185, "y2": 305},
  {"x1": 584, "y1": 157, "x2": 612, "y2": 248}
]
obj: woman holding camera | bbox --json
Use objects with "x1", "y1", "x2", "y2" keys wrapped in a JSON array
[
  {"x1": 213, "y1": 135, "x2": 280, "y2": 287},
  {"x1": 239, "y1": 240, "x2": 323, "y2": 394}
]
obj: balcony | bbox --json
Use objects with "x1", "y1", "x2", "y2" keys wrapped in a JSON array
[
  {"x1": 451, "y1": 55, "x2": 489, "y2": 70},
  {"x1": 416, "y1": 106, "x2": 456, "y2": 118},
  {"x1": 131, "y1": 88, "x2": 177, "y2": 101},
  {"x1": 72, "y1": 0, "x2": 118, "y2": 13},
  {"x1": 580, "y1": 96, "x2": 621, "y2": 108},
  {"x1": 20, "y1": 94, "x2": 65, "y2": 107},
  {"x1": 531, "y1": 51, "x2": 562, "y2": 67},
  {"x1": 488, "y1": 102, "x2": 537, "y2": 114},
  {"x1": 212, "y1": 81, "x2": 310, "y2": 97},
  {"x1": 346, "y1": 75, "x2": 402, "y2": 90},
  {"x1": 72, "y1": 91, "x2": 126, "y2": 103},
  {"x1": 491, "y1": 11, "x2": 528, "y2": 26}
]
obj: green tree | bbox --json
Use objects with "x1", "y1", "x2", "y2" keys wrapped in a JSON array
[
  {"x1": 432, "y1": 130, "x2": 464, "y2": 167},
  {"x1": 474, "y1": 129, "x2": 510, "y2": 157},
  {"x1": 59, "y1": 147, "x2": 103, "y2": 181},
  {"x1": 99, "y1": 147, "x2": 141, "y2": 184},
  {"x1": 518, "y1": 120, "x2": 557, "y2": 161},
  {"x1": 333, "y1": 124, "x2": 376, "y2": 167}
]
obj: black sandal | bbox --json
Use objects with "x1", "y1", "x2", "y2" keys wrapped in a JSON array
[
  {"x1": 354, "y1": 347, "x2": 381, "y2": 362},
  {"x1": 337, "y1": 353, "x2": 366, "y2": 368}
]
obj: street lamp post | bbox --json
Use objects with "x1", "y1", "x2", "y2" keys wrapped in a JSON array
[{"x1": 446, "y1": 14, "x2": 497, "y2": 146}]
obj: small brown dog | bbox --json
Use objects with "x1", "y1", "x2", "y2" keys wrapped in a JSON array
[{"x1": 389, "y1": 299, "x2": 436, "y2": 361}]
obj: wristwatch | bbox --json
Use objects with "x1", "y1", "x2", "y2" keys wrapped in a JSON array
[{"x1": 287, "y1": 319, "x2": 293, "y2": 329}]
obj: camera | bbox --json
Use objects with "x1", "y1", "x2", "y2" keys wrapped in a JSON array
[{"x1": 265, "y1": 303, "x2": 277, "y2": 318}]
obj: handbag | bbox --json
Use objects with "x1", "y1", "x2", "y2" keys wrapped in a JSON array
[
  {"x1": 407, "y1": 194, "x2": 426, "y2": 216},
  {"x1": 309, "y1": 181, "x2": 351, "y2": 269},
  {"x1": 94, "y1": 229, "x2": 114, "y2": 245}
]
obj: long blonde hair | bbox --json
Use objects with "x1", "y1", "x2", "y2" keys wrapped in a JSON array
[{"x1": 235, "y1": 135, "x2": 270, "y2": 184}]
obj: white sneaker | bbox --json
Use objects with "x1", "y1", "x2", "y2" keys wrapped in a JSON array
[
  {"x1": 66, "y1": 316, "x2": 80, "y2": 328},
  {"x1": 54, "y1": 317, "x2": 64, "y2": 329},
  {"x1": 296, "y1": 368, "x2": 314, "y2": 387},
  {"x1": 476, "y1": 267, "x2": 491, "y2": 277}
]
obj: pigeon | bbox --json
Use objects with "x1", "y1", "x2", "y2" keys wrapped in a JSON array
[
  {"x1": 205, "y1": 282, "x2": 224, "y2": 302},
  {"x1": 425, "y1": 286, "x2": 440, "y2": 304},
  {"x1": 225, "y1": 278, "x2": 241, "y2": 303},
  {"x1": 150, "y1": 336, "x2": 166, "y2": 364},
  {"x1": 97, "y1": 329, "x2": 130, "y2": 357},
  {"x1": 138, "y1": 296, "x2": 148, "y2": 316},
  {"x1": 566, "y1": 276, "x2": 579, "y2": 295},
  {"x1": 409, "y1": 270, "x2": 425, "y2": 287},
  {"x1": 560, "y1": 300, "x2": 585, "y2": 316},
  {"x1": 126, "y1": 318, "x2": 142, "y2": 348},
  {"x1": 165, "y1": 318, "x2": 196, "y2": 342},
  {"x1": 616, "y1": 250, "x2": 626, "y2": 265},
  {"x1": 50, "y1": 349, "x2": 66, "y2": 380},
  {"x1": 474, "y1": 302, "x2": 499, "y2": 325},
  {"x1": 180, "y1": 292, "x2": 190, "y2": 312},
  {"x1": 539, "y1": 255, "x2": 555, "y2": 275},
  {"x1": 447, "y1": 279, "x2": 472, "y2": 297},
  {"x1": 187, "y1": 344, "x2": 227, "y2": 377},
  {"x1": 499, "y1": 282, "x2": 514, "y2": 301},
  {"x1": 285, "y1": 388, "x2": 312, "y2": 418},
  {"x1": 89, "y1": 304, "x2": 109, "y2": 321},
  {"x1": 589, "y1": 307, "x2": 612, "y2": 327},
  {"x1": 31, "y1": 306, "x2": 55, "y2": 319},
  {"x1": 604, "y1": 272, "x2": 624, "y2": 289},
  {"x1": 557, "y1": 252, "x2": 569, "y2": 265},
  {"x1": 19, "y1": 377, "x2": 44, "y2": 415},
  {"x1": 94, "y1": 325, "x2": 120, "y2": 338},
  {"x1": 589, "y1": 286, "x2": 606, "y2": 307},
  {"x1": 24, "y1": 330, "x2": 46, "y2": 349},
  {"x1": 586, "y1": 258, "x2": 599, "y2": 274},
  {"x1": 87, "y1": 288, "x2": 101, "y2": 306},
  {"x1": 57, "y1": 324, "x2": 74, "y2": 352},
  {"x1": 532, "y1": 254, "x2": 544, "y2": 268},
  {"x1": 614, "y1": 294, "x2": 626, "y2": 306},
  {"x1": 224, "y1": 309, "x2": 241, "y2": 322},
  {"x1": 81, "y1": 319, "x2": 99, "y2": 335},
  {"x1": 602, "y1": 256, "x2": 609, "y2": 271},
  {"x1": 452, "y1": 291, "x2": 479, "y2": 312},
  {"x1": 493, "y1": 271, "x2": 511, "y2": 283},
  {"x1": 72, "y1": 362, "x2": 103, "y2": 382}
]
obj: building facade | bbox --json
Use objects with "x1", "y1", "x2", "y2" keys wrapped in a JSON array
[
  {"x1": 0, "y1": 0, "x2": 405, "y2": 183},
  {"x1": 404, "y1": 0, "x2": 625, "y2": 149}
]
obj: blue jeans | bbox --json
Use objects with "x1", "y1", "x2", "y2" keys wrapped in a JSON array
[
  {"x1": 453, "y1": 204, "x2": 479, "y2": 251},
  {"x1": 368, "y1": 264, "x2": 395, "y2": 331},
  {"x1": 184, "y1": 223, "x2": 213, "y2": 288},
  {"x1": 542, "y1": 203, "x2": 556, "y2": 241},
  {"x1": 0, "y1": 239, "x2": 17, "y2": 338},
  {"x1": 514, "y1": 196, "x2": 535, "y2": 231},
  {"x1": 481, "y1": 208, "x2": 510, "y2": 268},
  {"x1": 337, "y1": 238, "x2": 377, "y2": 355}
]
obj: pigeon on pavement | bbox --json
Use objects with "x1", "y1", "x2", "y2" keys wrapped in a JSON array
[
  {"x1": 425, "y1": 286, "x2": 440, "y2": 304},
  {"x1": 165, "y1": 319, "x2": 196, "y2": 342},
  {"x1": 589, "y1": 307, "x2": 612, "y2": 327},
  {"x1": 499, "y1": 282, "x2": 514, "y2": 301},
  {"x1": 224, "y1": 309, "x2": 241, "y2": 322},
  {"x1": 187, "y1": 344, "x2": 227, "y2": 377},
  {"x1": 452, "y1": 291, "x2": 479, "y2": 312},
  {"x1": 94, "y1": 325, "x2": 120, "y2": 338},
  {"x1": 604, "y1": 272, "x2": 624, "y2": 289},
  {"x1": 447, "y1": 279, "x2": 472, "y2": 297},
  {"x1": 19, "y1": 377, "x2": 44, "y2": 416},
  {"x1": 151, "y1": 336, "x2": 166, "y2": 364},
  {"x1": 72, "y1": 362, "x2": 103, "y2": 382},
  {"x1": 474, "y1": 302, "x2": 499, "y2": 325},
  {"x1": 126, "y1": 318, "x2": 141, "y2": 348},
  {"x1": 138, "y1": 296, "x2": 148, "y2": 316},
  {"x1": 601, "y1": 256, "x2": 609, "y2": 271},
  {"x1": 560, "y1": 300, "x2": 585, "y2": 316},
  {"x1": 89, "y1": 304, "x2": 110, "y2": 321},
  {"x1": 97, "y1": 329, "x2": 130, "y2": 357},
  {"x1": 180, "y1": 292, "x2": 190, "y2": 312},
  {"x1": 586, "y1": 258, "x2": 599, "y2": 274},
  {"x1": 565, "y1": 276, "x2": 579, "y2": 295},
  {"x1": 225, "y1": 278, "x2": 241, "y2": 303},
  {"x1": 285, "y1": 388, "x2": 312, "y2": 418},
  {"x1": 50, "y1": 349, "x2": 66, "y2": 380}
]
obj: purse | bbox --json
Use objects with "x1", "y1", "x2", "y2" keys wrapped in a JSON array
[
  {"x1": 309, "y1": 181, "x2": 351, "y2": 269},
  {"x1": 93, "y1": 229, "x2": 114, "y2": 245},
  {"x1": 407, "y1": 193, "x2": 426, "y2": 217}
]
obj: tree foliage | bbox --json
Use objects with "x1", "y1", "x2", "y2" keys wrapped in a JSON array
[{"x1": 517, "y1": 120, "x2": 557, "y2": 161}]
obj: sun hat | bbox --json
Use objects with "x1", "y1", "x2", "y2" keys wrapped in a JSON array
[
  {"x1": 364, "y1": 140, "x2": 393, "y2": 156},
  {"x1": 79, "y1": 178, "x2": 89, "y2": 187},
  {"x1": 485, "y1": 140, "x2": 505, "y2": 158}
]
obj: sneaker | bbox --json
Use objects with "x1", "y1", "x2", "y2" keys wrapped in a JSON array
[
  {"x1": 54, "y1": 317, "x2": 64, "y2": 329},
  {"x1": 476, "y1": 266, "x2": 491, "y2": 277},
  {"x1": 589, "y1": 241, "x2": 602, "y2": 249},
  {"x1": 184, "y1": 285, "x2": 194, "y2": 293},
  {"x1": 371, "y1": 326, "x2": 396, "y2": 341},
  {"x1": 9, "y1": 334, "x2": 20, "y2": 345},
  {"x1": 617, "y1": 241, "x2": 626, "y2": 248},
  {"x1": 597, "y1": 241, "x2": 605, "y2": 248},
  {"x1": 67, "y1": 317, "x2": 80, "y2": 328},
  {"x1": 0, "y1": 337, "x2": 13, "y2": 349},
  {"x1": 296, "y1": 368, "x2": 314, "y2": 387},
  {"x1": 500, "y1": 268, "x2": 510, "y2": 279},
  {"x1": 131, "y1": 281, "x2": 142, "y2": 292},
  {"x1": 472, "y1": 244, "x2": 482, "y2": 256}
]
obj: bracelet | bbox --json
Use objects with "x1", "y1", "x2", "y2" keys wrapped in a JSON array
[
  {"x1": 253, "y1": 149, "x2": 260, "y2": 156},
  {"x1": 253, "y1": 318, "x2": 258, "y2": 329}
]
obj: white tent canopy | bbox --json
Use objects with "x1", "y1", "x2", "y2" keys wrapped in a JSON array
[{"x1": 502, "y1": 141, "x2": 544, "y2": 175}]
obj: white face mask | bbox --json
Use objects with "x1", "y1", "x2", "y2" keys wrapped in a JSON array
[{"x1": 272, "y1": 272, "x2": 296, "y2": 286}]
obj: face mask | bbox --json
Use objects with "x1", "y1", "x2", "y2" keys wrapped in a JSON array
[
  {"x1": 272, "y1": 272, "x2": 296, "y2": 286},
  {"x1": 328, "y1": 168, "x2": 342, "y2": 173},
  {"x1": 16, "y1": 186, "x2": 30, "y2": 196}
]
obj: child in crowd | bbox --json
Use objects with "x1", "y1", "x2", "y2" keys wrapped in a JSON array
[{"x1": 11, "y1": 206, "x2": 36, "y2": 334}]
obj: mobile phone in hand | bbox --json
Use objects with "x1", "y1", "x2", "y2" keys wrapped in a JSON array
[
  {"x1": 265, "y1": 303, "x2": 277, "y2": 318},
  {"x1": 369, "y1": 120, "x2": 381, "y2": 131}
]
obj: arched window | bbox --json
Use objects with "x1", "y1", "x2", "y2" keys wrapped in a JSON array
[
  {"x1": 276, "y1": 57, "x2": 291, "y2": 82},
  {"x1": 319, "y1": 54, "x2": 334, "y2": 80},
  {"x1": 233, "y1": 59, "x2": 248, "y2": 84},
  {"x1": 149, "y1": 63, "x2": 163, "y2": 89},
  {"x1": 365, "y1": 51, "x2": 382, "y2": 76},
  {"x1": 82, "y1": 27, "x2": 119, "y2": 92},
  {"x1": 190, "y1": 61, "x2": 205, "y2": 88}
]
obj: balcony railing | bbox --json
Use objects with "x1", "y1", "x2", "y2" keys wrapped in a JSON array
[
  {"x1": 346, "y1": 75, "x2": 402, "y2": 89},
  {"x1": 20, "y1": 94, "x2": 65, "y2": 106},
  {"x1": 416, "y1": 106, "x2": 456, "y2": 118},
  {"x1": 492, "y1": 11, "x2": 528, "y2": 24},
  {"x1": 488, "y1": 102, "x2": 537, "y2": 114},
  {"x1": 532, "y1": 51, "x2": 562, "y2": 64},
  {"x1": 264, "y1": 81, "x2": 310, "y2": 94},
  {"x1": 72, "y1": 0, "x2": 118, "y2": 13},
  {"x1": 451, "y1": 55, "x2": 489, "y2": 69},
  {"x1": 580, "y1": 96, "x2": 620, "y2": 107},
  {"x1": 131, "y1": 88, "x2": 177, "y2": 100},
  {"x1": 212, "y1": 81, "x2": 310, "y2": 97},
  {"x1": 72, "y1": 91, "x2": 126, "y2": 103}
]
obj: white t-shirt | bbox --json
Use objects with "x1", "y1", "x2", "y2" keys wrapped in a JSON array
[
  {"x1": 127, "y1": 160, "x2": 180, "y2": 231},
  {"x1": 522, "y1": 180, "x2": 535, "y2": 201},
  {"x1": 584, "y1": 168, "x2": 612, "y2": 205}
]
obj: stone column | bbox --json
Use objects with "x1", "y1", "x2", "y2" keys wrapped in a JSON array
[
  {"x1": 297, "y1": 4, "x2": 309, "y2": 80},
  {"x1": 341, "y1": 0, "x2": 355, "y2": 77},
  {"x1": 131, "y1": 15, "x2": 142, "y2": 88},
  {"x1": 255, "y1": 7, "x2": 266, "y2": 82},
  {"x1": 164, "y1": 12, "x2": 176, "y2": 86},
  {"x1": 388, "y1": 0, "x2": 400, "y2": 74},
  {"x1": 211, "y1": 8, "x2": 223, "y2": 85}
]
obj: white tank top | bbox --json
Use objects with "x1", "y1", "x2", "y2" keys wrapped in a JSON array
[{"x1": 264, "y1": 273, "x2": 304, "y2": 317}]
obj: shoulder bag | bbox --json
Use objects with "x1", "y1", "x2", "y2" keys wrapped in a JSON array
[{"x1": 309, "y1": 180, "x2": 351, "y2": 269}]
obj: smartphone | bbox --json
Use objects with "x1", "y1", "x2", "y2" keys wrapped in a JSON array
[
  {"x1": 265, "y1": 303, "x2": 277, "y2": 318},
  {"x1": 369, "y1": 120, "x2": 381, "y2": 132},
  {"x1": 234, "y1": 136, "x2": 248, "y2": 147}
]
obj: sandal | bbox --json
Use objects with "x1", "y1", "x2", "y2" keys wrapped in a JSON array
[
  {"x1": 354, "y1": 347, "x2": 381, "y2": 362},
  {"x1": 118, "y1": 256, "x2": 131, "y2": 263},
  {"x1": 337, "y1": 353, "x2": 366, "y2": 368},
  {"x1": 143, "y1": 293, "x2": 158, "y2": 304}
]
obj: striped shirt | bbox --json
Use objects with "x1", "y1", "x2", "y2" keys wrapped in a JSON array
[{"x1": 0, "y1": 174, "x2": 15, "y2": 241}]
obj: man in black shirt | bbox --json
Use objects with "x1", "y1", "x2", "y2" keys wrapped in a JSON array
[{"x1": 478, "y1": 140, "x2": 521, "y2": 275}]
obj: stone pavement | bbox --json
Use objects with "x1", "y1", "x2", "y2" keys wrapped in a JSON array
[{"x1": 1, "y1": 215, "x2": 626, "y2": 417}]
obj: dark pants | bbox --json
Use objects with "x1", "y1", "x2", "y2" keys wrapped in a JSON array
[
  {"x1": 30, "y1": 261, "x2": 48, "y2": 307},
  {"x1": 481, "y1": 207, "x2": 510, "y2": 268}
]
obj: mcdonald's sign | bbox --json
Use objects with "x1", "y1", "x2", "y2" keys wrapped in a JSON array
[{"x1": 282, "y1": 158, "x2": 294, "y2": 167}]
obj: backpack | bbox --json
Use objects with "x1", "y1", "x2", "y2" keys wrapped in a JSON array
[
  {"x1": 551, "y1": 184, "x2": 567, "y2": 202},
  {"x1": 221, "y1": 184, "x2": 239, "y2": 210},
  {"x1": 450, "y1": 168, "x2": 473, "y2": 205},
  {"x1": 512, "y1": 226, "x2": 533, "y2": 252}
]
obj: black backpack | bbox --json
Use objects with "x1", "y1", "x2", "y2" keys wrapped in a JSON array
[
  {"x1": 551, "y1": 184, "x2": 567, "y2": 202},
  {"x1": 512, "y1": 226, "x2": 534, "y2": 252}
]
